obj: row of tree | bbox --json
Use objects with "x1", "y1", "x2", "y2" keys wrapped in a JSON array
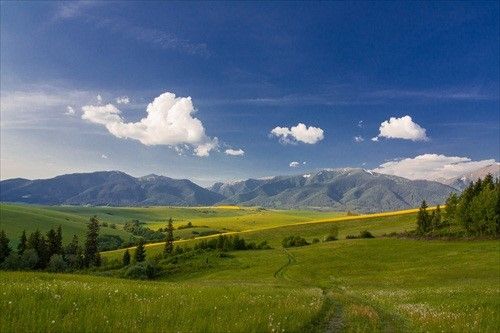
[
  {"x1": 0, "y1": 216, "x2": 102, "y2": 271},
  {"x1": 417, "y1": 174, "x2": 499, "y2": 236}
]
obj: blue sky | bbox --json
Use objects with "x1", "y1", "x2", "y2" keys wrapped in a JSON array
[{"x1": 1, "y1": 1, "x2": 498, "y2": 185}]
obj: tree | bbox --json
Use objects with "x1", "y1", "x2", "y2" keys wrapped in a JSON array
[
  {"x1": 123, "y1": 249, "x2": 131, "y2": 266},
  {"x1": 135, "y1": 239, "x2": 146, "y2": 262},
  {"x1": 84, "y1": 216, "x2": 101, "y2": 267},
  {"x1": 416, "y1": 200, "x2": 430, "y2": 234},
  {"x1": 46, "y1": 228, "x2": 60, "y2": 258},
  {"x1": 164, "y1": 218, "x2": 174, "y2": 256},
  {"x1": 65, "y1": 235, "x2": 80, "y2": 255},
  {"x1": 0, "y1": 230, "x2": 11, "y2": 264},
  {"x1": 17, "y1": 230, "x2": 27, "y2": 255},
  {"x1": 431, "y1": 205, "x2": 442, "y2": 230},
  {"x1": 27, "y1": 230, "x2": 48, "y2": 269},
  {"x1": 444, "y1": 193, "x2": 459, "y2": 224}
]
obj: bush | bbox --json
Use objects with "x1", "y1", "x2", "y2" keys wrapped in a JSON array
[
  {"x1": 19, "y1": 249, "x2": 39, "y2": 270},
  {"x1": 312, "y1": 238, "x2": 320, "y2": 244},
  {"x1": 359, "y1": 230, "x2": 374, "y2": 238},
  {"x1": 47, "y1": 254, "x2": 68, "y2": 272},
  {"x1": 124, "y1": 261, "x2": 158, "y2": 280},
  {"x1": 282, "y1": 236, "x2": 309, "y2": 248},
  {"x1": 324, "y1": 226, "x2": 339, "y2": 242},
  {"x1": 97, "y1": 234, "x2": 124, "y2": 251},
  {"x1": 1, "y1": 253, "x2": 21, "y2": 270},
  {"x1": 346, "y1": 230, "x2": 375, "y2": 239}
]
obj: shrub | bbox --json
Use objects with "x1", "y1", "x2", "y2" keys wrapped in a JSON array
[
  {"x1": 1, "y1": 253, "x2": 21, "y2": 270},
  {"x1": 312, "y1": 238, "x2": 320, "y2": 244},
  {"x1": 19, "y1": 249, "x2": 39, "y2": 270},
  {"x1": 359, "y1": 230, "x2": 374, "y2": 238},
  {"x1": 47, "y1": 254, "x2": 68, "y2": 272},
  {"x1": 282, "y1": 236, "x2": 309, "y2": 248},
  {"x1": 124, "y1": 261, "x2": 158, "y2": 280},
  {"x1": 323, "y1": 226, "x2": 339, "y2": 242}
]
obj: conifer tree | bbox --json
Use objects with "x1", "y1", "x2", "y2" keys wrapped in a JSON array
[
  {"x1": 416, "y1": 200, "x2": 430, "y2": 234},
  {"x1": 164, "y1": 218, "x2": 174, "y2": 256},
  {"x1": 65, "y1": 235, "x2": 80, "y2": 255},
  {"x1": 135, "y1": 239, "x2": 146, "y2": 262},
  {"x1": 18, "y1": 230, "x2": 27, "y2": 255},
  {"x1": 84, "y1": 216, "x2": 101, "y2": 267},
  {"x1": 123, "y1": 249, "x2": 131, "y2": 266},
  {"x1": 431, "y1": 205, "x2": 442, "y2": 230},
  {"x1": 46, "y1": 228, "x2": 58, "y2": 258},
  {"x1": 0, "y1": 230, "x2": 11, "y2": 264},
  {"x1": 27, "y1": 230, "x2": 48, "y2": 268}
]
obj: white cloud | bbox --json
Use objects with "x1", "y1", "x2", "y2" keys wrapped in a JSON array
[
  {"x1": 374, "y1": 115, "x2": 428, "y2": 141},
  {"x1": 225, "y1": 148, "x2": 245, "y2": 156},
  {"x1": 354, "y1": 136, "x2": 364, "y2": 143},
  {"x1": 96, "y1": 94, "x2": 102, "y2": 103},
  {"x1": 270, "y1": 123, "x2": 324, "y2": 144},
  {"x1": 357, "y1": 120, "x2": 364, "y2": 128},
  {"x1": 65, "y1": 106, "x2": 75, "y2": 116},
  {"x1": 372, "y1": 154, "x2": 497, "y2": 181},
  {"x1": 115, "y1": 96, "x2": 130, "y2": 105},
  {"x1": 371, "y1": 136, "x2": 379, "y2": 142},
  {"x1": 101, "y1": 154, "x2": 108, "y2": 159},
  {"x1": 289, "y1": 161, "x2": 300, "y2": 168},
  {"x1": 82, "y1": 92, "x2": 218, "y2": 157}
]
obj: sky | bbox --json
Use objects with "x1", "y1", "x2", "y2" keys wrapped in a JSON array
[{"x1": 1, "y1": 1, "x2": 499, "y2": 186}]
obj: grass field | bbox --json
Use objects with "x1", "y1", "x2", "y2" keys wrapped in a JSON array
[{"x1": 1, "y1": 204, "x2": 498, "y2": 332}]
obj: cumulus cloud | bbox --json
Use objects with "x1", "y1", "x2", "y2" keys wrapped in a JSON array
[
  {"x1": 354, "y1": 136, "x2": 364, "y2": 143},
  {"x1": 101, "y1": 154, "x2": 108, "y2": 159},
  {"x1": 82, "y1": 92, "x2": 218, "y2": 157},
  {"x1": 372, "y1": 154, "x2": 497, "y2": 181},
  {"x1": 289, "y1": 161, "x2": 300, "y2": 168},
  {"x1": 270, "y1": 123, "x2": 324, "y2": 144},
  {"x1": 96, "y1": 94, "x2": 103, "y2": 103},
  {"x1": 65, "y1": 106, "x2": 75, "y2": 116},
  {"x1": 115, "y1": 96, "x2": 130, "y2": 104},
  {"x1": 373, "y1": 115, "x2": 428, "y2": 141},
  {"x1": 225, "y1": 148, "x2": 245, "y2": 156}
]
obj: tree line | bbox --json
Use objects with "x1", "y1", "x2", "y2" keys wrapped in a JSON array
[
  {"x1": 0, "y1": 216, "x2": 102, "y2": 271},
  {"x1": 416, "y1": 174, "x2": 499, "y2": 236}
]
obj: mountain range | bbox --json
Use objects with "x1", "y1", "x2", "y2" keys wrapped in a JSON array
[{"x1": 3, "y1": 166, "x2": 491, "y2": 212}]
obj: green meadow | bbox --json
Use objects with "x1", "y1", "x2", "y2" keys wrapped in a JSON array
[{"x1": 1, "y1": 204, "x2": 499, "y2": 332}]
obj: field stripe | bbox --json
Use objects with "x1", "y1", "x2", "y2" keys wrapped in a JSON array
[{"x1": 102, "y1": 206, "x2": 435, "y2": 255}]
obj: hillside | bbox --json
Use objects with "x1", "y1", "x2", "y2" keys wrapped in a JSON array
[
  {"x1": 442, "y1": 163, "x2": 500, "y2": 190},
  {"x1": 211, "y1": 168, "x2": 456, "y2": 212}
]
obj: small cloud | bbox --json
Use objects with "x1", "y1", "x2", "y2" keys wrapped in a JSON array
[
  {"x1": 225, "y1": 148, "x2": 245, "y2": 156},
  {"x1": 357, "y1": 120, "x2": 364, "y2": 128},
  {"x1": 289, "y1": 161, "x2": 300, "y2": 168},
  {"x1": 115, "y1": 96, "x2": 130, "y2": 105},
  {"x1": 96, "y1": 94, "x2": 103, "y2": 103},
  {"x1": 354, "y1": 136, "x2": 364, "y2": 143},
  {"x1": 302, "y1": 161, "x2": 307, "y2": 165},
  {"x1": 65, "y1": 106, "x2": 75, "y2": 116},
  {"x1": 101, "y1": 154, "x2": 108, "y2": 159},
  {"x1": 270, "y1": 123, "x2": 324, "y2": 144},
  {"x1": 371, "y1": 136, "x2": 379, "y2": 142},
  {"x1": 373, "y1": 115, "x2": 428, "y2": 141}
]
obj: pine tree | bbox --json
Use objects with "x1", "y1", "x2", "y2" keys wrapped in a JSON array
[
  {"x1": 27, "y1": 230, "x2": 48, "y2": 269},
  {"x1": 445, "y1": 193, "x2": 459, "y2": 224},
  {"x1": 135, "y1": 239, "x2": 146, "y2": 262},
  {"x1": 123, "y1": 249, "x2": 131, "y2": 266},
  {"x1": 46, "y1": 228, "x2": 58, "y2": 258},
  {"x1": 56, "y1": 225, "x2": 63, "y2": 254},
  {"x1": 84, "y1": 216, "x2": 101, "y2": 267},
  {"x1": 0, "y1": 230, "x2": 11, "y2": 264},
  {"x1": 18, "y1": 230, "x2": 27, "y2": 255},
  {"x1": 65, "y1": 235, "x2": 79, "y2": 255},
  {"x1": 416, "y1": 200, "x2": 430, "y2": 234},
  {"x1": 164, "y1": 218, "x2": 174, "y2": 256},
  {"x1": 431, "y1": 205, "x2": 442, "y2": 230}
]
